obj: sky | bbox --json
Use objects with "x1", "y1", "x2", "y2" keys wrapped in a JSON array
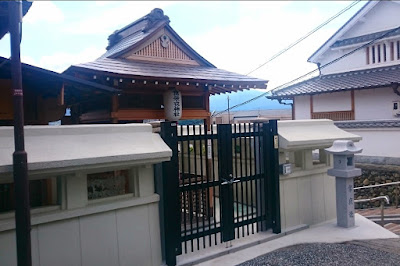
[{"x1": 0, "y1": 1, "x2": 365, "y2": 110}]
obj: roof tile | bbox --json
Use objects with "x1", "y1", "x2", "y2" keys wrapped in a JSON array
[{"x1": 271, "y1": 64, "x2": 400, "y2": 98}]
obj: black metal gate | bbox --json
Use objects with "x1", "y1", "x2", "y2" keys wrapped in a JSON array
[{"x1": 157, "y1": 121, "x2": 280, "y2": 266}]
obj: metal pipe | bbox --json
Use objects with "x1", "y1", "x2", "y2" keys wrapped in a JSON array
[
  {"x1": 9, "y1": 1, "x2": 32, "y2": 265},
  {"x1": 354, "y1": 181, "x2": 400, "y2": 190}
]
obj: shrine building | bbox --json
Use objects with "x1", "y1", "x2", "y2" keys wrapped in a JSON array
[{"x1": 64, "y1": 8, "x2": 268, "y2": 124}]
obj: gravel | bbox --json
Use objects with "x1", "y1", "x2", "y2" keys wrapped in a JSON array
[{"x1": 237, "y1": 242, "x2": 400, "y2": 266}]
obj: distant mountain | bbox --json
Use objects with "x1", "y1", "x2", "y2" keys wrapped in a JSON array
[{"x1": 210, "y1": 90, "x2": 291, "y2": 112}]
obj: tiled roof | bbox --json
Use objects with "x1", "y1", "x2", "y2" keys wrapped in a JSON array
[
  {"x1": 68, "y1": 58, "x2": 268, "y2": 91},
  {"x1": 335, "y1": 119, "x2": 400, "y2": 128},
  {"x1": 0, "y1": 56, "x2": 119, "y2": 94},
  {"x1": 100, "y1": 20, "x2": 167, "y2": 59},
  {"x1": 331, "y1": 27, "x2": 400, "y2": 48},
  {"x1": 270, "y1": 64, "x2": 400, "y2": 98}
]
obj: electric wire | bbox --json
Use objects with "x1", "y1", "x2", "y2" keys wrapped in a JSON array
[
  {"x1": 213, "y1": 25, "x2": 400, "y2": 117},
  {"x1": 245, "y1": 0, "x2": 362, "y2": 76}
]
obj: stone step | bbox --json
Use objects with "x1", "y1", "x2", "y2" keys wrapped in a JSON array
[
  {"x1": 384, "y1": 223, "x2": 400, "y2": 235},
  {"x1": 369, "y1": 217, "x2": 400, "y2": 225}
]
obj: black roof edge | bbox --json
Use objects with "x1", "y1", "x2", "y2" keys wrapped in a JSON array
[
  {"x1": 0, "y1": 0, "x2": 32, "y2": 39},
  {"x1": 0, "y1": 56, "x2": 120, "y2": 94}
]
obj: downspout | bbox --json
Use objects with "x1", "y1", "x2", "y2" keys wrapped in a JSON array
[{"x1": 392, "y1": 83, "x2": 400, "y2": 96}]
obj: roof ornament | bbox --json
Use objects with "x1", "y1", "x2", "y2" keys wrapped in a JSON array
[
  {"x1": 106, "y1": 30, "x2": 122, "y2": 50},
  {"x1": 143, "y1": 8, "x2": 169, "y2": 33}
]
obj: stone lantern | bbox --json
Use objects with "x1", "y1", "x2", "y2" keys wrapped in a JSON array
[{"x1": 325, "y1": 140, "x2": 362, "y2": 228}]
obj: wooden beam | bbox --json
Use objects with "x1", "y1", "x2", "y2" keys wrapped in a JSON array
[
  {"x1": 113, "y1": 108, "x2": 210, "y2": 121},
  {"x1": 111, "y1": 95, "x2": 119, "y2": 123},
  {"x1": 310, "y1": 95, "x2": 313, "y2": 118}
]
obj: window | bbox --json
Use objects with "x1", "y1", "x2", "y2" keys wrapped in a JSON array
[
  {"x1": 397, "y1": 41, "x2": 400, "y2": 60},
  {"x1": 0, "y1": 178, "x2": 58, "y2": 214},
  {"x1": 367, "y1": 41, "x2": 400, "y2": 65},
  {"x1": 87, "y1": 170, "x2": 130, "y2": 200},
  {"x1": 383, "y1": 43, "x2": 387, "y2": 62},
  {"x1": 372, "y1": 45, "x2": 376, "y2": 63},
  {"x1": 377, "y1": 45, "x2": 381, "y2": 63},
  {"x1": 391, "y1": 42, "x2": 395, "y2": 61}
]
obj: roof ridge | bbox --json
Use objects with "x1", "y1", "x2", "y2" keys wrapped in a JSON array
[{"x1": 106, "y1": 8, "x2": 169, "y2": 51}]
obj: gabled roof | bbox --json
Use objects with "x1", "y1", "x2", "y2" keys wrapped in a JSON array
[
  {"x1": 99, "y1": 8, "x2": 215, "y2": 67},
  {"x1": 308, "y1": 1, "x2": 377, "y2": 64},
  {"x1": 269, "y1": 63, "x2": 400, "y2": 99},
  {"x1": 66, "y1": 58, "x2": 268, "y2": 94}
]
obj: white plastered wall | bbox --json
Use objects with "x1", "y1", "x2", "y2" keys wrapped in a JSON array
[
  {"x1": 313, "y1": 91, "x2": 352, "y2": 112},
  {"x1": 294, "y1": 95, "x2": 311, "y2": 119},
  {"x1": 354, "y1": 87, "x2": 400, "y2": 120}
]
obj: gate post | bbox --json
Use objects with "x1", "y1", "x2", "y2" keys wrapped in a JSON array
[
  {"x1": 263, "y1": 120, "x2": 281, "y2": 234},
  {"x1": 157, "y1": 122, "x2": 181, "y2": 266},
  {"x1": 217, "y1": 124, "x2": 235, "y2": 242}
]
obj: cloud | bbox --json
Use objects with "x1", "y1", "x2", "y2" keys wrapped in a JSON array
[
  {"x1": 64, "y1": 1, "x2": 176, "y2": 36},
  {"x1": 184, "y1": 2, "x2": 349, "y2": 89},
  {"x1": 33, "y1": 46, "x2": 106, "y2": 73},
  {"x1": 23, "y1": 1, "x2": 64, "y2": 24}
]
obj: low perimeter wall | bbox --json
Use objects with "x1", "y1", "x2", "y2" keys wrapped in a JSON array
[{"x1": 0, "y1": 124, "x2": 171, "y2": 266}]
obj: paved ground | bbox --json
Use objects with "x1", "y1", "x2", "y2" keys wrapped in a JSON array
[{"x1": 238, "y1": 239, "x2": 400, "y2": 266}]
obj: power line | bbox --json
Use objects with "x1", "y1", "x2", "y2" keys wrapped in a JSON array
[
  {"x1": 245, "y1": 0, "x2": 362, "y2": 76},
  {"x1": 214, "y1": 25, "x2": 400, "y2": 117}
]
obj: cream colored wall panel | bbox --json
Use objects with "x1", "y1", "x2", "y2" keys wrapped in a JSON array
[
  {"x1": 0, "y1": 230, "x2": 17, "y2": 266},
  {"x1": 279, "y1": 181, "x2": 286, "y2": 230},
  {"x1": 31, "y1": 227, "x2": 40, "y2": 266},
  {"x1": 323, "y1": 175, "x2": 337, "y2": 221},
  {"x1": 80, "y1": 211, "x2": 119, "y2": 266},
  {"x1": 148, "y1": 202, "x2": 162, "y2": 266},
  {"x1": 37, "y1": 219, "x2": 81, "y2": 266},
  {"x1": 282, "y1": 179, "x2": 300, "y2": 228},
  {"x1": 310, "y1": 175, "x2": 326, "y2": 224},
  {"x1": 116, "y1": 205, "x2": 151, "y2": 266},
  {"x1": 296, "y1": 177, "x2": 313, "y2": 225}
]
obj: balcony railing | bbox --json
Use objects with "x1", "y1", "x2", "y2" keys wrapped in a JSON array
[{"x1": 312, "y1": 111, "x2": 354, "y2": 121}]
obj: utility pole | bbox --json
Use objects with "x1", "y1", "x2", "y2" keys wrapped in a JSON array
[
  {"x1": 227, "y1": 95, "x2": 231, "y2": 124},
  {"x1": 9, "y1": 1, "x2": 32, "y2": 265}
]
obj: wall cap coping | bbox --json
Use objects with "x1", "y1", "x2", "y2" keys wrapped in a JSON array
[
  {"x1": 278, "y1": 119, "x2": 362, "y2": 151},
  {"x1": 0, "y1": 124, "x2": 172, "y2": 174}
]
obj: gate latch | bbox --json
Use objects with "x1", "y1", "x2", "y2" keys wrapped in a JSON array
[{"x1": 221, "y1": 174, "x2": 239, "y2": 185}]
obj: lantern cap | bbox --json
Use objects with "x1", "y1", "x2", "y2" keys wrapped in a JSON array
[{"x1": 325, "y1": 140, "x2": 362, "y2": 155}]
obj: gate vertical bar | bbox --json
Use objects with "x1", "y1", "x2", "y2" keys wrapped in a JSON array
[
  {"x1": 264, "y1": 120, "x2": 281, "y2": 234},
  {"x1": 218, "y1": 124, "x2": 235, "y2": 242},
  {"x1": 159, "y1": 122, "x2": 181, "y2": 266},
  {"x1": 269, "y1": 120, "x2": 281, "y2": 234}
]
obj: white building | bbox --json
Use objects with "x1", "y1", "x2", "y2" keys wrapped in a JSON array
[{"x1": 270, "y1": 0, "x2": 400, "y2": 161}]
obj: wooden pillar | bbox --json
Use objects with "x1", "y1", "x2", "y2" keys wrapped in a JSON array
[
  {"x1": 111, "y1": 94, "x2": 119, "y2": 123},
  {"x1": 310, "y1": 95, "x2": 314, "y2": 119}
]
